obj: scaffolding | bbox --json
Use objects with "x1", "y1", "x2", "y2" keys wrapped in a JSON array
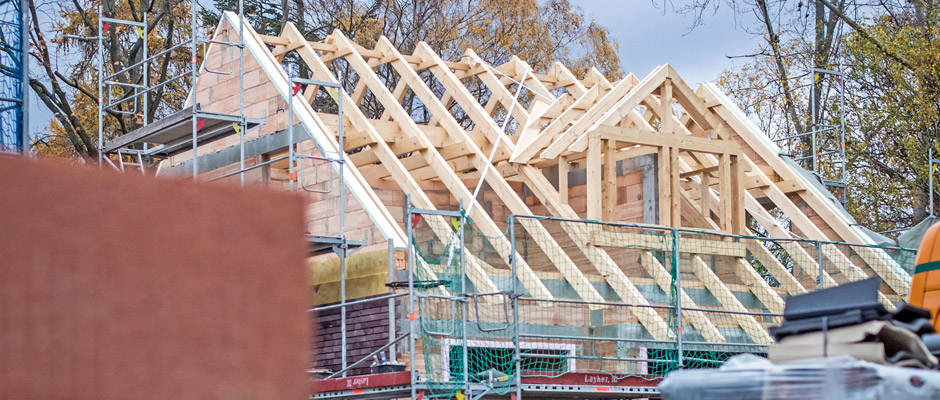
[
  {"x1": 95, "y1": 0, "x2": 262, "y2": 177},
  {"x1": 774, "y1": 67, "x2": 848, "y2": 204},
  {"x1": 305, "y1": 209, "x2": 916, "y2": 400},
  {"x1": 0, "y1": 0, "x2": 27, "y2": 153}
]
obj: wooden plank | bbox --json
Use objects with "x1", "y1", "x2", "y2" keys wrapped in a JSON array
[
  {"x1": 587, "y1": 135, "x2": 602, "y2": 220},
  {"x1": 700, "y1": 171, "x2": 711, "y2": 223},
  {"x1": 464, "y1": 49, "x2": 530, "y2": 125},
  {"x1": 548, "y1": 61, "x2": 588, "y2": 96},
  {"x1": 670, "y1": 147, "x2": 681, "y2": 228},
  {"x1": 700, "y1": 84, "x2": 909, "y2": 295},
  {"x1": 411, "y1": 55, "x2": 612, "y2": 306},
  {"x1": 689, "y1": 255, "x2": 774, "y2": 344},
  {"x1": 515, "y1": 164, "x2": 675, "y2": 341},
  {"x1": 383, "y1": 38, "x2": 611, "y2": 305},
  {"x1": 661, "y1": 78, "x2": 673, "y2": 135},
  {"x1": 510, "y1": 85, "x2": 601, "y2": 164},
  {"x1": 719, "y1": 153, "x2": 731, "y2": 232},
  {"x1": 283, "y1": 24, "x2": 491, "y2": 296},
  {"x1": 589, "y1": 230, "x2": 747, "y2": 258},
  {"x1": 734, "y1": 257, "x2": 786, "y2": 314},
  {"x1": 540, "y1": 65, "x2": 667, "y2": 161},
  {"x1": 326, "y1": 34, "x2": 521, "y2": 297},
  {"x1": 672, "y1": 157, "x2": 788, "y2": 314},
  {"x1": 731, "y1": 155, "x2": 745, "y2": 234},
  {"x1": 665, "y1": 65, "x2": 714, "y2": 131},
  {"x1": 559, "y1": 155, "x2": 569, "y2": 205},
  {"x1": 658, "y1": 145, "x2": 670, "y2": 226},
  {"x1": 639, "y1": 251, "x2": 726, "y2": 343},
  {"x1": 743, "y1": 237, "x2": 807, "y2": 297},
  {"x1": 603, "y1": 139, "x2": 617, "y2": 220},
  {"x1": 510, "y1": 94, "x2": 571, "y2": 161},
  {"x1": 582, "y1": 126, "x2": 728, "y2": 155}
]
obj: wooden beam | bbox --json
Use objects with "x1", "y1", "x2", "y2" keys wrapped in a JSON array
[
  {"x1": 585, "y1": 126, "x2": 729, "y2": 158},
  {"x1": 541, "y1": 65, "x2": 667, "y2": 161},
  {"x1": 658, "y1": 145, "x2": 670, "y2": 226},
  {"x1": 689, "y1": 255, "x2": 774, "y2": 344},
  {"x1": 639, "y1": 251, "x2": 726, "y2": 343},
  {"x1": 515, "y1": 164, "x2": 676, "y2": 340},
  {"x1": 559, "y1": 155, "x2": 569, "y2": 205},
  {"x1": 383, "y1": 37, "x2": 612, "y2": 304},
  {"x1": 700, "y1": 84, "x2": 909, "y2": 295},
  {"x1": 603, "y1": 139, "x2": 617, "y2": 220},
  {"x1": 661, "y1": 78, "x2": 673, "y2": 135},
  {"x1": 731, "y1": 155, "x2": 745, "y2": 234},
  {"x1": 700, "y1": 171, "x2": 711, "y2": 223},
  {"x1": 464, "y1": 49, "x2": 530, "y2": 125},
  {"x1": 510, "y1": 85, "x2": 601, "y2": 164},
  {"x1": 510, "y1": 94, "x2": 573, "y2": 163},
  {"x1": 590, "y1": 230, "x2": 746, "y2": 258},
  {"x1": 291, "y1": 26, "x2": 501, "y2": 297},
  {"x1": 587, "y1": 135, "x2": 602, "y2": 220}
]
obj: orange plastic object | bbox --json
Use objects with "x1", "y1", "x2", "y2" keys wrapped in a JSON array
[{"x1": 910, "y1": 220, "x2": 940, "y2": 330}]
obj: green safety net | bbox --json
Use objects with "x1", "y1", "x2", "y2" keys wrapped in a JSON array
[
  {"x1": 408, "y1": 212, "x2": 917, "y2": 398},
  {"x1": 410, "y1": 211, "x2": 517, "y2": 399}
]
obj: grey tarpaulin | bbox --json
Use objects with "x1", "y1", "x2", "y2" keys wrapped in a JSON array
[
  {"x1": 780, "y1": 157, "x2": 860, "y2": 225},
  {"x1": 898, "y1": 216, "x2": 940, "y2": 253}
]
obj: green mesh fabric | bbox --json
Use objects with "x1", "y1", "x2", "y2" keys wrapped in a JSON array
[{"x1": 407, "y1": 212, "x2": 916, "y2": 397}]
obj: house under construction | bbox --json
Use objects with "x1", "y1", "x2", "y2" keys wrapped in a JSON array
[{"x1": 103, "y1": 11, "x2": 916, "y2": 400}]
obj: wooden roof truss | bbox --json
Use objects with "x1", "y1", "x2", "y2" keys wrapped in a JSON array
[{"x1": 207, "y1": 13, "x2": 912, "y2": 344}]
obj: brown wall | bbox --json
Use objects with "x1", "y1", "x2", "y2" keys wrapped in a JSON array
[{"x1": 0, "y1": 156, "x2": 309, "y2": 399}]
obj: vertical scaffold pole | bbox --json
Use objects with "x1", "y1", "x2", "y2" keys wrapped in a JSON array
[
  {"x1": 817, "y1": 240, "x2": 824, "y2": 290},
  {"x1": 338, "y1": 84, "x2": 348, "y2": 377},
  {"x1": 673, "y1": 228, "x2": 683, "y2": 368},
  {"x1": 189, "y1": 0, "x2": 198, "y2": 178},
  {"x1": 459, "y1": 199, "x2": 468, "y2": 392},
  {"x1": 406, "y1": 195, "x2": 417, "y2": 400},
  {"x1": 20, "y1": 0, "x2": 29, "y2": 154},
  {"x1": 510, "y1": 216, "x2": 521, "y2": 400},
  {"x1": 388, "y1": 238, "x2": 396, "y2": 359},
  {"x1": 238, "y1": 0, "x2": 245, "y2": 186},
  {"x1": 97, "y1": 5, "x2": 103, "y2": 166},
  {"x1": 142, "y1": 10, "x2": 147, "y2": 128},
  {"x1": 287, "y1": 78, "x2": 294, "y2": 191}
]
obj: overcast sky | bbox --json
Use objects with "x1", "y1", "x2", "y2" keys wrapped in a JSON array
[{"x1": 579, "y1": 1, "x2": 762, "y2": 86}]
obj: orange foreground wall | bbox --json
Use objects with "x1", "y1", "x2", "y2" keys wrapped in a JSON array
[{"x1": 0, "y1": 156, "x2": 309, "y2": 399}]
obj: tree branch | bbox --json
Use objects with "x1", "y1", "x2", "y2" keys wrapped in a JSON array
[
  {"x1": 757, "y1": 0, "x2": 805, "y2": 134},
  {"x1": 818, "y1": 0, "x2": 916, "y2": 71}
]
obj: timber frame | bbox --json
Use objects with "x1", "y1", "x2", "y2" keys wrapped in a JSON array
[{"x1": 183, "y1": 12, "x2": 913, "y2": 349}]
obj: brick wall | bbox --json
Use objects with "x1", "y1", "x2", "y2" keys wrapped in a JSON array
[{"x1": 311, "y1": 295, "x2": 396, "y2": 376}]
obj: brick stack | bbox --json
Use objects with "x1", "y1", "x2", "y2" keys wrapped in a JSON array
[{"x1": 311, "y1": 295, "x2": 395, "y2": 376}]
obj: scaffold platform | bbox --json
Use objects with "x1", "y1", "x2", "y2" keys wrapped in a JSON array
[
  {"x1": 307, "y1": 234, "x2": 366, "y2": 258},
  {"x1": 309, "y1": 371, "x2": 662, "y2": 399},
  {"x1": 102, "y1": 105, "x2": 263, "y2": 157}
]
